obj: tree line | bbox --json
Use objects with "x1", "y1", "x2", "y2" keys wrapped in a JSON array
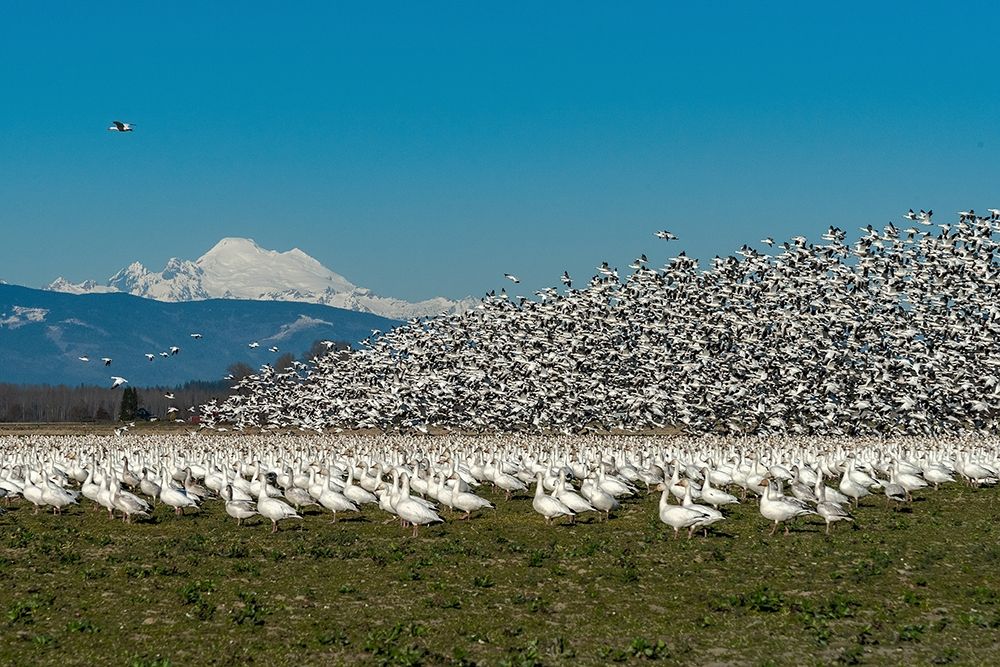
[
  {"x1": 0, "y1": 380, "x2": 232, "y2": 423},
  {"x1": 0, "y1": 340, "x2": 351, "y2": 423}
]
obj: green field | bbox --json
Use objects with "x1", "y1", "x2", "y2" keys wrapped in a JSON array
[{"x1": 2, "y1": 480, "x2": 999, "y2": 666}]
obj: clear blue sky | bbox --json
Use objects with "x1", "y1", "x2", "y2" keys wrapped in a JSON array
[{"x1": 2, "y1": 2, "x2": 998, "y2": 301}]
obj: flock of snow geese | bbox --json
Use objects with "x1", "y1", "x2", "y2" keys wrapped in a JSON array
[
  {"x1": 200, "y1": 207, "x2": 1000, "y2": 437},
  {"x1": 0, "y1": 434, "x2": 996, "y2": 537}
]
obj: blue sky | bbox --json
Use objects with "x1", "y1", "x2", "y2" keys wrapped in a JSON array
[{"x1": 2, "y1": 2, "x2": 999, "y2": 301}]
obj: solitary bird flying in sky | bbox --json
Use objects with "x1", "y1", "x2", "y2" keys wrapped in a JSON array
[
  {"x1": 110, "y1": 376, "x2": 128, "y2": 389},
  {"x1": 108, "y1": 121, "x2": 134, "y2": 132}
]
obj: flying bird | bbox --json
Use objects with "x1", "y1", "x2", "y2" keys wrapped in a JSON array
[
  {"x1": 248, "y1": 341, "x2": 260, "y2": 348},
  {"x1": 504, "y1": 274, "x2": 520, "y2": 284},
  {"x1": 78, "y1": 356, "x2": 90, "y2": 362},
  {"x1": 655, "y1": 230, "x2": 677, "y2": 240},
  {"x1": 145, "y1": 354, "x2": 155, "y2": 361},
  {"x1": 102, "y1": 357, "x2": 112, "y2": 366},
  {"x1": 110, "y1": 376, "x2": 128, "y2": 389},
  {"x1": 190, "y1": 333, "x2": 203, "y2": 339},
  {"x1": 169, "y1": 346, "x2": 181, "y2": 356},
  {"x1": 108, "y1": 121, "x2": 134, "y2": 132}
]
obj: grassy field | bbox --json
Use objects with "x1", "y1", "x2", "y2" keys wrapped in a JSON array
[{"x1": 1, "y1": 480, "x2": 999, "y2": 666}]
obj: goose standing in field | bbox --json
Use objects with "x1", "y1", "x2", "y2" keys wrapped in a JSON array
[
  {"x1": 883, "y1": 468, "x2": 908, "y2": 506},
  {"x1": 449, "y1": 474, "x2": 493, "y2": 520},
  {"x1": 317, "y1": 476, "x2": 358, "y2": 522},
  {"x1": 551, "y1": 471, "x2": 596, "y2": 522},
  {"x1": 224, "y1": 484, "x2": 259, "y2": 526},
  {"x1": 139, "y1": 468, "x2": 161, "y2": 504},
  {"x1": 839, "y1": 460, "x2": 873, "y2": 507},
  {"x1": 679, "y1": 479, "x2": 726, "y2": 536},
  {"x1": 111, "y1": 481, "x2": 150, "y2": 523},
  {"x1": 758, "y1": 478, "x2": 817, "y2": 536},
  {"x1": 698, "y1": 467, "x2": 740, "y2": 509},
  {"x1": 815, "y1": 481, "x2": 853, "y2": 534},
  {"x1": 159, "y1": 470, "x2": 199, "y2": 516},
  {"x1": 658, "y1": 480, "x2": 707, "y2": 539},
  {"x1": 532, "y1": 472, "x2": 574, "y2": 524},
  {"x1": 581, "y1": 476, "x2": 619, "y2": 520},
  {"x1": 42, "y1": 478, "x2": 77, "y2": 515},
  {"x1": 394, "y1": 473, "x2": 443, "y2": 536},
  {"x1": 257, "y1": 480, "x2": 302, "y2": 532}
]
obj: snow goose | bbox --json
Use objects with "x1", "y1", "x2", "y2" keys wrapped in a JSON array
[
  {"x1": 679, "y1": 479, "x2": 725, "y2": 536},
  {"x1": 449, "y1": 474, "x2": 493, "y2": 520},
  {"x1": 318, "y1": 477, "x2": 358, "y2": 522},
  {"x1": 698, "y1": 467, "x2": 740, "y2": 509},
  {"x1": 257, "y1": 480, "x2": 302, "y2": 532},
  {"x1": 815, "y1": 482, "x2": 853, "y2": 534},
  {"x1": 394, "y1": 473, "x2": 443, "y2": 536},
  {"x1": 224, "y1": 484, "x2": 259, "y2": 526},
  {"x1": 658, "y1": 482, "x2": 706, "y2": 539},
  {"x1": 111, "y1": 481, "x2": 150, "y2": 523},
  {"x1": 758, "y1": 478, "x2": 817, "y2": 535},
  {"x1": 531, "y1": 472, "x2": 574, "y2": 524},
  {"x1": 159, "y1": 470, "x2": 199, "y2": 516}
]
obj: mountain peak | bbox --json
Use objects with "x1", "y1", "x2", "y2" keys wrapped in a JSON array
[{"x1": 46, "y1": 238, "x2": 476, "y2": 319}]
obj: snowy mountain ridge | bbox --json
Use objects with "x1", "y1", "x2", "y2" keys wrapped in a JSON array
[{"x1": 47, "y1": 237, "x2": 476, "y2": 320}]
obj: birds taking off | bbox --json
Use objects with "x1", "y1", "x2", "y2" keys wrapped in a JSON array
[
  {"x1": 655, "y1": 230, "x2": 678, "y2": 240},
  {"x1": 504, "y1": 273, "x2": 520, "y2": 284},
  {"x1": 110, "y1": 376, "x2": 128, "y2": 389},
  {"x1": 108, "y1": 121, "x2": 134, "y2": 132}
]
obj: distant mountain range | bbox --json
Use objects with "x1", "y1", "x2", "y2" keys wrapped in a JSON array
[
  {"x1": 47, "y1": 237, "x2": 477, "y2": 320},
  {"x1": 0, "y1": 284, "x2": 398, "y2": 386}
]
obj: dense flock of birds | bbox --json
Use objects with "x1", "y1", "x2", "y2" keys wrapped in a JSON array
[
  {"x1": 0, "y1": 435, "x2": 997, "y2": 537},
  {"x1": 201, "y1": 209, "x2": 1000, "y2": 437}
]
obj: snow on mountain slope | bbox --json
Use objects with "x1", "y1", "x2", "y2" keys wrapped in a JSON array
[{"x1": 47, "y1": 238, "x2": 476, "y2": 319}]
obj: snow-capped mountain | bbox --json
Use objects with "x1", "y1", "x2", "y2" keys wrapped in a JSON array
[{"x1": 47, "y1": 238, "x2": 476, "y2": 320}]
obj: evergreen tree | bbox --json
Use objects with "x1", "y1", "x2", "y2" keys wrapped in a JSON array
[{"x1": 119, "y1": 386, "x2": 139, "y2": 421}]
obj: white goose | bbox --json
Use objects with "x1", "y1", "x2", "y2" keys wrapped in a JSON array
[
  {"x1": 257, "y1": 480, "x2": 302, "y2": 532},
  {"x1": 531, "y1": 473, "x2": 574, "y2": 524},
  {"x1": 758, "y1": 478, "x2": 817, "y2": 535},
  {"x1": 394, "y1": 473, "x2": 443, "y2": 536}
]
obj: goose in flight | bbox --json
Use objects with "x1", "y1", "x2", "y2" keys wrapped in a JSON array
[
  {"x1": 190, "y1": 333, "x2": 202, "y2": 339},
  {"x1": 102, "y1": 357, "x2": 112, "y2": 366},
  {"x1": 145, "y1": 353, "x2": 155, "y2": 361},
  {"x1": 164, "y1": 393, "x2": 175, "y2": 400},
  {"x1": 169, "y1": 346, "x2": 180, "y2": 355},
  {"x1": 108, "y1": 121, "x2": 134, "y2": 132},
  {"x1": 248, "y1": 341, "x2": 260, "y2": 348},
  {"x1": 110, "y1": 376, "x2": 128, "y2": 389},
  {"x1": 268, "y1": 346, "x2": 279, "y2": 353},
  {"x1": 655, "y1": 230, "x2": 677, "y2": 240},
  {"x1": 504, "y1": 273, "x2": 520, "y2": 284},
  {"x1": 78, "y1": 356, "x2": 90, "y2": 362},
  {"x1": 560, "y1": 271, "x2": 572, "y2": 288}
]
